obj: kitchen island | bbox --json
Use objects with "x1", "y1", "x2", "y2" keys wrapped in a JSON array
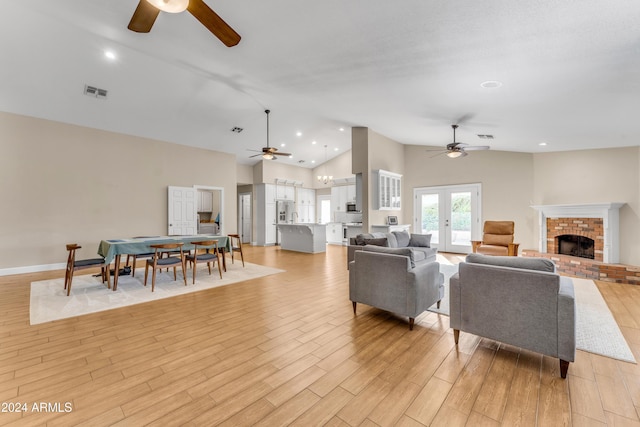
[{"x1": 277, "y1": 223, "x2": 327, "y2": 253}]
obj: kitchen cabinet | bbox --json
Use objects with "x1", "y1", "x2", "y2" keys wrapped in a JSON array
[
  {"x1": 256, "y1": 184, "x2": 277, "y2": 246},
  {"x1": 295, "y1": 187, "x2": 316, "y2": 223},
  {"x1": 331, "y1": 184, "x2": 355, "y2": 215},
  {"x1": 197, "y1": 190, "x2": 213, "y2": 212},
  {"x1": 326, "y1": 222, "x2": 344, "y2": 245},
  {"x1": 377, "y1": 170, "x2": 402, "y2": 210},
  {"x1": 276, "y1": 185, "x2": 295, "y2": 200}
]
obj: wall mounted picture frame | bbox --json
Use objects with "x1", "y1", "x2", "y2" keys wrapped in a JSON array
[{"x1": 387, "y1": 215, "x2": 398, "y2": 225}]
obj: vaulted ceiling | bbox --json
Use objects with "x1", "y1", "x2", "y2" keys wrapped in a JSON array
[{"x1": 1, "y1": 1, "x2": 639, "y2": 168}]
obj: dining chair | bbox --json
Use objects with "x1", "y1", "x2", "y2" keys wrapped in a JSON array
[
  {"x1": 125, "y1": 236, "x2": 159, "y2": 277},
  {"x1": 185, "y1": 240, "x2": 223, "y2": 284},
  {"x1": 144, "y1": 243, "x2": 187, "y2": 292},
  {"x1": 65, "y1": 244, "x2": 109, "y2": 296},
  {"x1": 228, "y1": 234, "x2": 245, "y2": 267}
]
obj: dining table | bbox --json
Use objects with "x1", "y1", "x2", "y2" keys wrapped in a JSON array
[{"x1": 97, "y1": 235, "x2": 230, "y2": 291}]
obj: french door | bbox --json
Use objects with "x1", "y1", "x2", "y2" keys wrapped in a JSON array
[{"x1": 413, "y1": 184, "x2": 481, "y2": 253}]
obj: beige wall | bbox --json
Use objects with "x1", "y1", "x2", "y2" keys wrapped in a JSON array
[
  {"x1": 0, "y1": 112, "x2": 237, "y2": 270},
  {"x1": 259, "y1": 160, "x2": 315, "y2": 187},
  {"x1": 236, "y1": 164, "x2": 253, "y2": 186},
  {"x1": 404, "y1": 146, "x2": 535, "y2": 250},
  {"x1": 532, "y1": 147, "x2": 640, "y2": 265},
  {"x1": 311, "y1": 150, "x2": 353, "y2": 190}
]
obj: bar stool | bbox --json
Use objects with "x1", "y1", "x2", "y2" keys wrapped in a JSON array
[{"x1": 65, "y1": 244, "x2": 109, "y2": 296}]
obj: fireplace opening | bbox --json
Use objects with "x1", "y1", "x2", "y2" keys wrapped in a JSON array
[{"x1": 556, "y1": 234, "x2": 595, "y2": 260}]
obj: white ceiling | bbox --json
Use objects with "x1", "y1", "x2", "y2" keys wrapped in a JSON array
[{"x1": 1, "y1": 1, "x2": 639, "y2": 168}]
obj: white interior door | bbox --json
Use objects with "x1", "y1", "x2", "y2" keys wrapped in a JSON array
[
  {"x1": 414, "y1": 184, "x2": 481, "y2": 253},
  {"x1": 168, "y1": 186, "x2": 197, "y2": 235},
  {"x1": 239, "y1": 193, "x2": 252, "y2": 244}
]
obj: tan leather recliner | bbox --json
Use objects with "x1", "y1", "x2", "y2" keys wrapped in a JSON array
[{"x1": 471, "y1": 221, "x2": 519, "y2": 256}]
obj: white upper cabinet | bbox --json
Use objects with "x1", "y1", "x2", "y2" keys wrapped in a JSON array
[
  {"x1": 377, "y1": 170, "x2": 402, "y2": 210},
  {"x1": 276, "y1": 185, "x2": 295, "y2": 200}
]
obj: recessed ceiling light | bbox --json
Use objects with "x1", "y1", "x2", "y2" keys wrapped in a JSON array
[
  {"x1": 104, "y1": 50, "x2": 116, "y2": 60},
  {"x1": 289, "y1": 155, "x2": 293, "y2": 158},
  {"x1": 280, "y1": 143, "x2": 286, "y2": 147},
  {"x1": 311, "y1": 141, "x2": 317, "y2": 145},
  {"x1": 480, "y1": 80, "x2": 502, "y2": 89},
  {"x1": 539, "y1": 142, "x2": 548, "y2": 146},
  {"x1": 334, "y1": 147, "x2": 339, "y2": 151},
  {"x1": 296, "y1": 132, "x2": 302, "y2": 137},
  {"x1": 311, "y1": 160, "x2": 316, "y2": 164},
  {"x1": 339, "y1": 127, "x2": 345, "y2": 132}
]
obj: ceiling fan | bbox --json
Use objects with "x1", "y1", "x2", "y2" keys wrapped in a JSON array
[
  {"x1": 429, "y1": 124, "x2": 491, "y2": 158},
  {"x1": 248, "y1": 110, "x2": 292, "y2": 161},
  {"x1": 127, "y1": 0, "x2": 241, "y2": 47}
]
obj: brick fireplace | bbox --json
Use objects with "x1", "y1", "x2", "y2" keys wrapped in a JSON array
[{"x1": 524, "y1": 203, "x2": 640, "y2": 284}]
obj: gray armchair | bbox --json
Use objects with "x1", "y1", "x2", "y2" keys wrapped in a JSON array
[
  {"x1": 349, "y1": 246, "x2": 444, "y2": 330},
  {"x1": 450, "y1": 254, "x2": 576, "y2": 378}
]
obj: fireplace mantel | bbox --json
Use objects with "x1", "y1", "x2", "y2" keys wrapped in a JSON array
[{"x1": 531, "y1": 203, "x2": 625, "y2": 263}]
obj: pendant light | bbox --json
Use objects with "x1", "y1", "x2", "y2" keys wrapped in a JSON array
[{"x1": 317, "y1": 145, "x2": 333, "y2": 184}]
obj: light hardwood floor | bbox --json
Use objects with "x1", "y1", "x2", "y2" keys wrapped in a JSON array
[{"x1": 1, "y1": 245, "x2": 640, "y2": 426}]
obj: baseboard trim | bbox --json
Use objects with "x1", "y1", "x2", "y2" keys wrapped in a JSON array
[{"x1": 0, "y1": 263, "x2": 66, "y2": 277}]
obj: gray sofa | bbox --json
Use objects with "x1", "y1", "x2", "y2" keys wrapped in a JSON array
[
  {"x1": 450, "y1": 253, "x2": 576, "y2": 378},
  {"x1": 349, "y1": 247, "x2": 444, "y2": 330},
  {"x1": 347, "y1": 230, "x2": 437, "y2": 269}
]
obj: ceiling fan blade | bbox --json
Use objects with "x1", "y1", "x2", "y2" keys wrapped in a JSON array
[
  {"x1": 462, "y1": 145, "x2": 490, "y2": 151},
  {"x1": 248, "y1": 153, "x2": 263, "y2": 158},
  {"x1": 430, "y1": 151, "x2": 448, "y2": 158},
  {"x1": 272, "y1": 152, "x2": 292, "y2": 156},
  {"x1": 187, "y1": 0, "x2": 241, "y2": 47},
  {"x1": 128, "y1": 0, "x2": 161, "y2": 33}
]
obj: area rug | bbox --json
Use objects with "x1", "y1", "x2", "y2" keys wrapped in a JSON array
[
  {"x1": 427, "y1": 261, "x2": 636, "y2": 363},
  {"x1": 30, "y1": 262, "x2": 284, "y2": 325}
]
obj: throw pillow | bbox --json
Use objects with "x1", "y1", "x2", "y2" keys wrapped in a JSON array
[
  {"x1": 355, "y1": 233, "x2": 375, "y2": 246},
  {"x1": 409, "y1": 233, "x2": 431, "y2": 247},
  {"x1": 362, "y1": 237, "x2": 387, "y2": 247},
  {"x1": 392, "y1": 230, "x2": 411, "y2": 248},
  {"x1": 465, "y1": 253, "x2": 556, "y2": 272}
]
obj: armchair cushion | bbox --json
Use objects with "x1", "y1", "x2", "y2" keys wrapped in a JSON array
[
  {"x1": 363, "y1": 245, "x2": 415, "y2": 268},
  {"x1": 483, "y1": 233, "x2": 514, "y2": 246}
]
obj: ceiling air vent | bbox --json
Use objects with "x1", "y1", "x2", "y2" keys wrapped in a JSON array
[
  {"x1": 477, "y1": 134, "x2": 494, "y2": 139},
  {"x1": 84, "y1": 85, "x2": 108, "y2": 99},
  {"x1": 230, "y1": 127, "x2": 243, "y2": 133}
]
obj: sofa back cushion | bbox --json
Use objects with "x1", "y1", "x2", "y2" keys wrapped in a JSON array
[
  {"x1": 363, "y1": 245, "x2": 415, "y2": 268},
  {"x1": 392, "y1": 230, "x2": 411, "y2": 248},
  {"x1": 409, "y1": 233, "x2": 431, "y2": 247},
  {"x1": 466, "y1": 253, "x2": 556, "y2": 272},
  {"x1": 362, "y1": 237, "x2": 387, "y2": 247}
]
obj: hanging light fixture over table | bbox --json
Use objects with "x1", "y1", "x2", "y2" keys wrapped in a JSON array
[{"x1": 317, "y1": 145, "x2": 333, "y2": 184}]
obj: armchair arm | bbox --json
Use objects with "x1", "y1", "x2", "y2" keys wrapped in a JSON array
[
  {"x1": 471, "y1": 240, "x2": 482, "y2": 253},
  {"x1": 507, "y1": 243, "x2": 520, "y2": 256},
  {"x1": 406, "y1": 261, "x2": 442, "y2": 316}
]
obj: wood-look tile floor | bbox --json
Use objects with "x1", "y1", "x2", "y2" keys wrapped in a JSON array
[{"x1": 1, "y1": 245, "x2": 640, "y2": 426}]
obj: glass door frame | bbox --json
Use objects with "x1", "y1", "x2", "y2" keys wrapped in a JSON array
[{"x1": 413, "y1": 183, "x2": 482, "y2": 253}]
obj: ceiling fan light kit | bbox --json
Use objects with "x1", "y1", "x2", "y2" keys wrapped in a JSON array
[
  {"x1": 145, "y1": 0, "x2": 188, "y2": 13},
  {"x1": 428, "y1": 123, "x2": 490, "y2": 159},
  {"x1": 128, "y1": 0, "x2": 241, "y2": 47}
]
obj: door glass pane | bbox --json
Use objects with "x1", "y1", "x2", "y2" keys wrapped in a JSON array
[
  {"x1": 420, "y1": 194, "x2": 439, "y2": 244},
  {"x1": 450, "y1": 192, "x2": 471, "y2": 246}
]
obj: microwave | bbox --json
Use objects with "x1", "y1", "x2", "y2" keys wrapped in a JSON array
[{"x1": 346, "y1": 202, "x2": 358, "y2": 212}]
